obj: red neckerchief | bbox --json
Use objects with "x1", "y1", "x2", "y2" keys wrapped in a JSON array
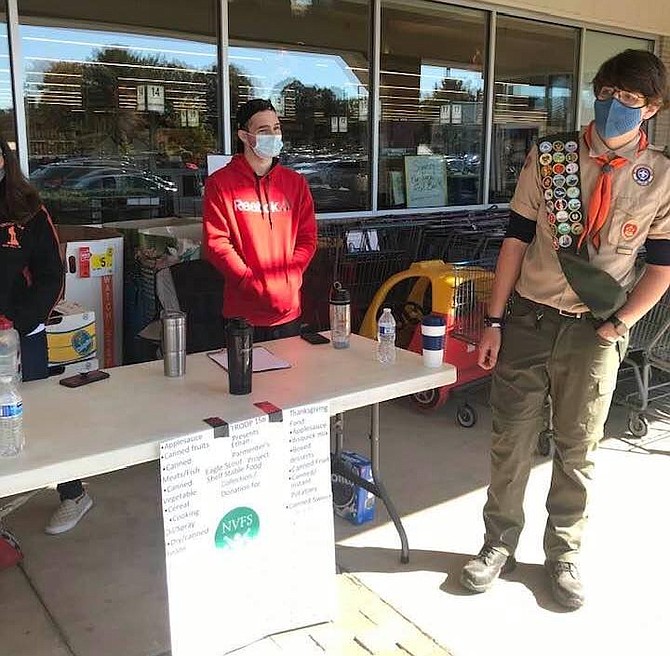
[{"x1": 580, "y1": 122, "x2": 648, "y2": 251}]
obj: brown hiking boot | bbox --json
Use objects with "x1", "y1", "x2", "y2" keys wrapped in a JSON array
[
  {"x1": 545, "y1": 560, "x2": 585, "y2": 610},
  {"x1": 460, "y1": 544, "x2": 516, "y2": 592}
]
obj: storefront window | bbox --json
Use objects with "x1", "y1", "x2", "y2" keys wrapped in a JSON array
[
  {"x1": 490, "y1": 16, "x2": 579, "y2": 204},
  {"x1": 0, "y1": 1, "x2": 16, "y2": 146},
  {"x1": 18, "y1": 0, "x2": 219, "y2": 223},
  {"x1": 378, "y1": 1, "x2": 487, "y2": 210},
  {"x1": 228, "y1": 0, "x2": 370, "y2": 213},
  {"x1": 580, "y1": 31, "x2": 654, "y2": 129}
]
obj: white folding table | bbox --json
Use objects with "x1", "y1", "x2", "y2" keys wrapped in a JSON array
[{"x1": 0, "y1": 334, "x2": 456, "y2": 561}]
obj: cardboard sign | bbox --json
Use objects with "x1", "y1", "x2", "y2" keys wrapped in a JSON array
[{"x1": 404, "y1": 155, "x2": 447, "y2": 208}]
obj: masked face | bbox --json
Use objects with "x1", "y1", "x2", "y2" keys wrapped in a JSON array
[
  {"x1": 250, "y1": 133, "x2": 283, "y2": 159},
  {"x1": 594, "y1": 97, "x2": 643, "y2": 140}
]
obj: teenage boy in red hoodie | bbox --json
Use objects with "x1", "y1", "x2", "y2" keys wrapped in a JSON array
[{"x1": 203, "y1": 99, "x2": 317, "y2": 341}]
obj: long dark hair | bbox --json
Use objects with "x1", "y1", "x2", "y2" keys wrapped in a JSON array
[{"x1": 0, "y1": 138, "x2": 41, "y2": 224}]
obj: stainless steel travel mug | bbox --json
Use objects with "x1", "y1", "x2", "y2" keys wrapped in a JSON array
[{"x1": 162, "y1": 310, "x2": 186, "y2": 377}]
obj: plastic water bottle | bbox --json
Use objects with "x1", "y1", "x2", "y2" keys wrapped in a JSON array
[
  {"x1": 0, "y1": 376, "x2": 24, "y2": 457},
  {"x1": 376, "y1": 308, "x2": 397, "y2": 364},
  {"x1": 0, "y1": 316, "x2": 20, "y2": 384}
]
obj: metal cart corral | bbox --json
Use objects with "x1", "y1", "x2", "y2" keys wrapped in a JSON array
[{"x1": 616, "y1": 289, "x2": 670, "y2": 437}]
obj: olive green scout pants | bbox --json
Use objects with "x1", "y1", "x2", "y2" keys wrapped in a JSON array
[{"x1": 483, "y1": 294, "x2": 628, "y2": 562}]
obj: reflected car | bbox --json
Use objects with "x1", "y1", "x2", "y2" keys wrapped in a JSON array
[{"x1": 32, "y1": 161, "x2": 177, "y2": 224}]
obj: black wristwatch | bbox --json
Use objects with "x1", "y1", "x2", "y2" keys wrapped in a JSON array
[
  {"x1": 609, "y1": 315, "x2": 628, "y2": 336},
  {"x1": 484, "y1": 316, "x2": 505, "y2": 329}
]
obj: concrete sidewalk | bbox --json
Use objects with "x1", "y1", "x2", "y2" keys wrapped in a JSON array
[{"x1": 1, "y1": 393, "x2": 668, "y2": 656}]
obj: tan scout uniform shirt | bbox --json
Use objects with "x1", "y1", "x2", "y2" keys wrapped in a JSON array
[{"x1": 510, "y1": 127, "x2": 670, "y2": 313}]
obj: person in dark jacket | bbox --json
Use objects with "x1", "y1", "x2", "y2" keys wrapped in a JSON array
[{"x1": 0, "y1": 138, "x2": 93, "y2": 534}]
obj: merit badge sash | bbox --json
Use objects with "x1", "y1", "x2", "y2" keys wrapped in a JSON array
[{"x1": 538, "y1": 132, "x2": 627, "y2": 319}]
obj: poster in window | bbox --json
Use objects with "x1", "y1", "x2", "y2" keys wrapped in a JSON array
[
  {"x1": 187, "y1": 109, "x2": 200, "y2": 127},
  {"x1": 147, "y1": 85, "x2": 165, "y2": 114},
  {"x1": 136, "y1": 86, "x2": 146, "y2": 112},
  {"x1": 404, "y1": 156, "x2": 447, "y2": 208},
  {"x1": 338, "y1": 117, "x2": 348, "y2": 133},
  {"x1": 331, "y1": 117, "x2": 338, "y2": 133},
  {"x1": 452, "y1": 104, "x2": 462, "y2": 124},
  {"x1": 389, "y1": 171, "x2": 405, "y2": 206}
]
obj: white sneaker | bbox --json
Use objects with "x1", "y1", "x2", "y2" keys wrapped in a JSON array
[{"x1": 44, "y1": 493, "x2": 93, "y2": 535}]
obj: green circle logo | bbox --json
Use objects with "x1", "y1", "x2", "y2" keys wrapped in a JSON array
[{"x1": 214, "y1": 507, "x2": 259, "y2": 549}]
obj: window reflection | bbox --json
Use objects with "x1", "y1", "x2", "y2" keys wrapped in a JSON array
[
  {"x1": 19, "y1": 1, "x2": 218, "y2": 223},
  {"x1": 0, "y1": 2, "x2": 16, "y2": 146},
  {"x1": 229, "y1": 0, "x2": 370, "y2": 213},
  {"x1": 490, "y1": 16, "x2": 578, "y2": 203},
  {"x1": 379, "y1": 0, "x2": 486, "y2": 210}
]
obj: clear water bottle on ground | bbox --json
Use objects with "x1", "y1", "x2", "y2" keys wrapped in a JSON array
[
  {"x1": 376, "y1": 308, "x2": 397, "y2": 365},
  {"x1": 0, "y1": 376, "x2": 24, "y2": 457},
  {"x1": 0, "y1": 316, "x2": 20, "y2": 384}
]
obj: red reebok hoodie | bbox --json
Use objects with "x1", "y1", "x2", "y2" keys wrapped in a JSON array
[{"x1": 203, "y1": 154, "x2": 317, "y2": 327}]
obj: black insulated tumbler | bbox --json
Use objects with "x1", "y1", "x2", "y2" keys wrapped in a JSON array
[{"x1": 226, "y1": 318, "x2": 253, "y2": 395}]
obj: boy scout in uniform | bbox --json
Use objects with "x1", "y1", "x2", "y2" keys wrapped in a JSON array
[{"x1": 460, "y1": 50, "x2": 670, "y2": 609}]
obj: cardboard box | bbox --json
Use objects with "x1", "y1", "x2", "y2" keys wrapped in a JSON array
[
  {"x1": 57, "y1": 226, "x2": 124, "y2": 368},
  {"x1": 331, "y1": 451, "x2": 376, "y2": 525},
  {"x1": 47, "y1": 301, "x2": 99, "y2": 375}
]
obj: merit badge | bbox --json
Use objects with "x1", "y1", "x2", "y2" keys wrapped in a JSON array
[
  {"x1": 554, "y1": 187, "x2": 567, "y2": 199},
  {"x1": 541, "y1": 165, "x2": 553, "y2": 177},
  {"x1": 568, "y1": 198, "x2": 581, "y2": 211},
  {"x1": 553, "y1": 174, "x2": 566, "y2": 187},
  {"x1": 565, "y1": 140, "x2": 578, "y2": 153},
  {"x1": 542, "y1": 176, "x2": 553, "y2": 189},
  {"x1": 571, "y1": 223, "x2": 584, "y2": 235},
  {"x1": 558, "y1": 234, "x2": 573, "y2": 248},
  {"x1": 546, "y1": 200, "x2": 555, "y2": 212},
  {"x1": 552, "y1": 141, "x2": 565, "y2": 152},
  {"x1": 553, "y1": 152, "x2": 566, "y2": 164},
  {"x1": 566, "y1": 174, "x2": 579, "y2": 187},
  {"x1": 632, "y1": 165, "x2": 653, "y2": 186},
  {"x1": 556, "y1": 210, "x2": 569, "y2": 222},
  {"x1": 544, "y1": 189, "x2": 554, "y2": 201},
  {"x1": 569, "y1": 211, "x2": 582, "y2": 223},
  {"x1": 539, "y1": 153, "x2": 553, "y2": 166},
  {"x1": 554, "y1": 199, "x2": 567, "y2": 211},
  {"x1": 566, "y1": 186, "x2": 580, "y2": 199},
  {"x1": 558, "y1": 222, "x2": 571, "y2": 235},
  {"x1": 539, "y1": 141, "x2": 553, "y2": 153},
  {"x1": 566, "y1": 162, "x2": 579, "y2": 174},
  {"x1": 552, "y1": 163, "x2": 566, "y2": 175},
  {"x1": 621, "y1": 222, "x2": 639, "y2": 239},
  {"x1": 566, "y1": 152, "x2": 578, "y2": 163}
]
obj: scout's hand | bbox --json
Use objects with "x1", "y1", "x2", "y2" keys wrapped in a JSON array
[
  {"x1": 596, "y1": 321, "x2": 620, "y2": 344},
  {"x1": 478, "y1": 327, "x2": 502, "y2": 370}
]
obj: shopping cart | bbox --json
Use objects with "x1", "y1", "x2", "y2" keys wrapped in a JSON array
[
  {"x1": 358, "y1": 259, "x2": 494, "y2": 427},
  {"x1": 616, "y1": 289, "x2": 670, "y2": 438}
]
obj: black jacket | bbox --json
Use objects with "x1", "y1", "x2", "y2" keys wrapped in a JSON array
[{"x1": 0, "y1": 207, "x2": 64, "y2": 335}]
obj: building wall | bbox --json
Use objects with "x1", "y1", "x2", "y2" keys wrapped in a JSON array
[
  {"x1": 655, "y1": 36, "x2": 670, "y2": 148},
  {"x1": 483, "y1": 0, "x2": 670, "y2": 37}
]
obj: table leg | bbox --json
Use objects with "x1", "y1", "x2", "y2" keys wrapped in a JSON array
[
  {"x1": 369, "y1": 403, "x2": 409, "y2": 564},
  {"x1": 331, "y1": 404, "x2": 410, "y2": 564},
  {"x1": 334, "y1": 413, "x2": 345, "y2": 454}
]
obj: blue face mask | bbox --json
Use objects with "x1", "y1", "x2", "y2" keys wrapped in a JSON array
[
  {"x1": 251, "y1": 134, "x2": 283, "y2": 159},
  {"x1": 594, "y1": 98, "x2": 643, "y2": 140}
]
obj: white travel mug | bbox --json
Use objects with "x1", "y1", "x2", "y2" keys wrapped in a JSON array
[{"x1": 421, "y1": 315, "x2": 446, "y2": 368}]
